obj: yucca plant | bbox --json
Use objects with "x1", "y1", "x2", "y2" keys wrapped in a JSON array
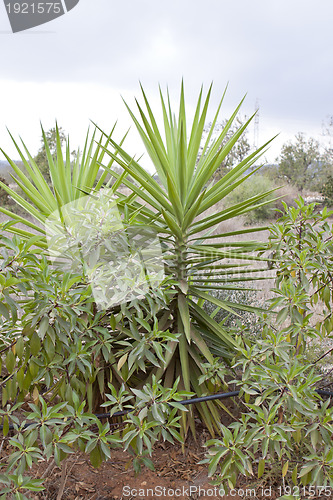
[
  {"x1": 94, "y1": 82, "x2": 278, "y2": 435},
  {"x1": 0, "y1": 124, "x2": 126, "y2": 246},
  {"x1": 0, "y1": 84, "x2": 277, "y2": 435}
]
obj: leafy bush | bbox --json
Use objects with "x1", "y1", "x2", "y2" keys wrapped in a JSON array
[
  {"x1": 204, "y1": 330, "x2": 333, "y2": 495},
  {"x1": 203, "y1": 198, "x2": 333, "y2": 496},
  {"x1": 0, "y1": 233, "x2": 192, "y2": 498}
]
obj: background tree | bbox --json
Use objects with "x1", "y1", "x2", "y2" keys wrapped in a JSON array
[
  {"x1": 319, "y1": 144, "x2": 333, "y2": 190},
  {"x1": 277, "y1": 133, "x2": 321, "y2": 192},
  {"x1": 34, "y1": 126, "x2": 67, "y2": 183}
]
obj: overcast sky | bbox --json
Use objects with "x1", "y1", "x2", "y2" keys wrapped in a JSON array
[{"x1": 1, "y1": 0, "x2": 333, "y2": 165}]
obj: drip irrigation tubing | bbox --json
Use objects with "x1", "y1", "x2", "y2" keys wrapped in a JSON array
[
  {"x1": 95, "y1": 388, "x2": 333, "y2": 419},
  {"x1": 1, "y1": 388, "x2": 333, "y2": 431}
]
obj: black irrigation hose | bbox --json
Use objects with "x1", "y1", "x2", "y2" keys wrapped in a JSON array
[
  {"x1": 95, "y1": 390, "x2": 242, "y2": 419},
  {"x1": 315, "y1": 389, "x2": 333, "y2": 397},
  {"x1": 1, "y1": 388, "x2": 333, "y2": 431}
]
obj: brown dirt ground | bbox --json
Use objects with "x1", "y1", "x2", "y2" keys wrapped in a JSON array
[
  {"x1": 22, "y1": 438, "x2": 333, "y2": 500},
  {"x1": 12, "y1": 435, "x2": 242, "y2": 500},
  {"x1": 24, "y1": 439, "x2": 251, "y2": 500}
]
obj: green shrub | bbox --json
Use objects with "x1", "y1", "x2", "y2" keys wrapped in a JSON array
[
  {"x1": 0, "y1": 234, "x2": 190, "y2": 497},
  {"x1": 224, "y1": 174, "x2": 278, "y2": 223},
  {"x1": 203, "y1": 198, "x2": 333, "y2": 495},
  {"x1": 204, "y1": 329, "x2": 333, "y2": 495}
]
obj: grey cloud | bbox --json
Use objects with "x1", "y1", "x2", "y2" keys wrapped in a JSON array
[{"x1": 0, "y1": 0, "x2": 333, "y2": 129}]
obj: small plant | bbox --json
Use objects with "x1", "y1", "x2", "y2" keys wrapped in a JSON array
[
  {"x1": 0, "y1": 474, "x2": 45, "y2": 500},
  {"x1": 0, "y1": 379, "x2": 188, "y2": 498}
]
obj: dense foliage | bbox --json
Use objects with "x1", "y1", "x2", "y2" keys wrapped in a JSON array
[
  {"x1": 0, "y1": 235, "x2": 191, "y2": 498},
  {"x1": 203, "y1": 199, "x2": 333, "y2": 497},
  {"x1": 0, "y1": 84, "x2": 276, "y2": 437}
]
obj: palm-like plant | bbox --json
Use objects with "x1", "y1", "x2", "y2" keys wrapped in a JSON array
[
  {"x1": 95, "y1": 83, "x2": 278, "y2": 434},
  {"x1": 0, "y1": 84, "x2": 277, "y2": 435},
  {"x1": 0, "y1": 124, "x2": 126, "y2": 246}
]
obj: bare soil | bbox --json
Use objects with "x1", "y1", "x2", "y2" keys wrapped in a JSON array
[{"x1": 23, "y1": 436, "x2": 244, "y2": 500}]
